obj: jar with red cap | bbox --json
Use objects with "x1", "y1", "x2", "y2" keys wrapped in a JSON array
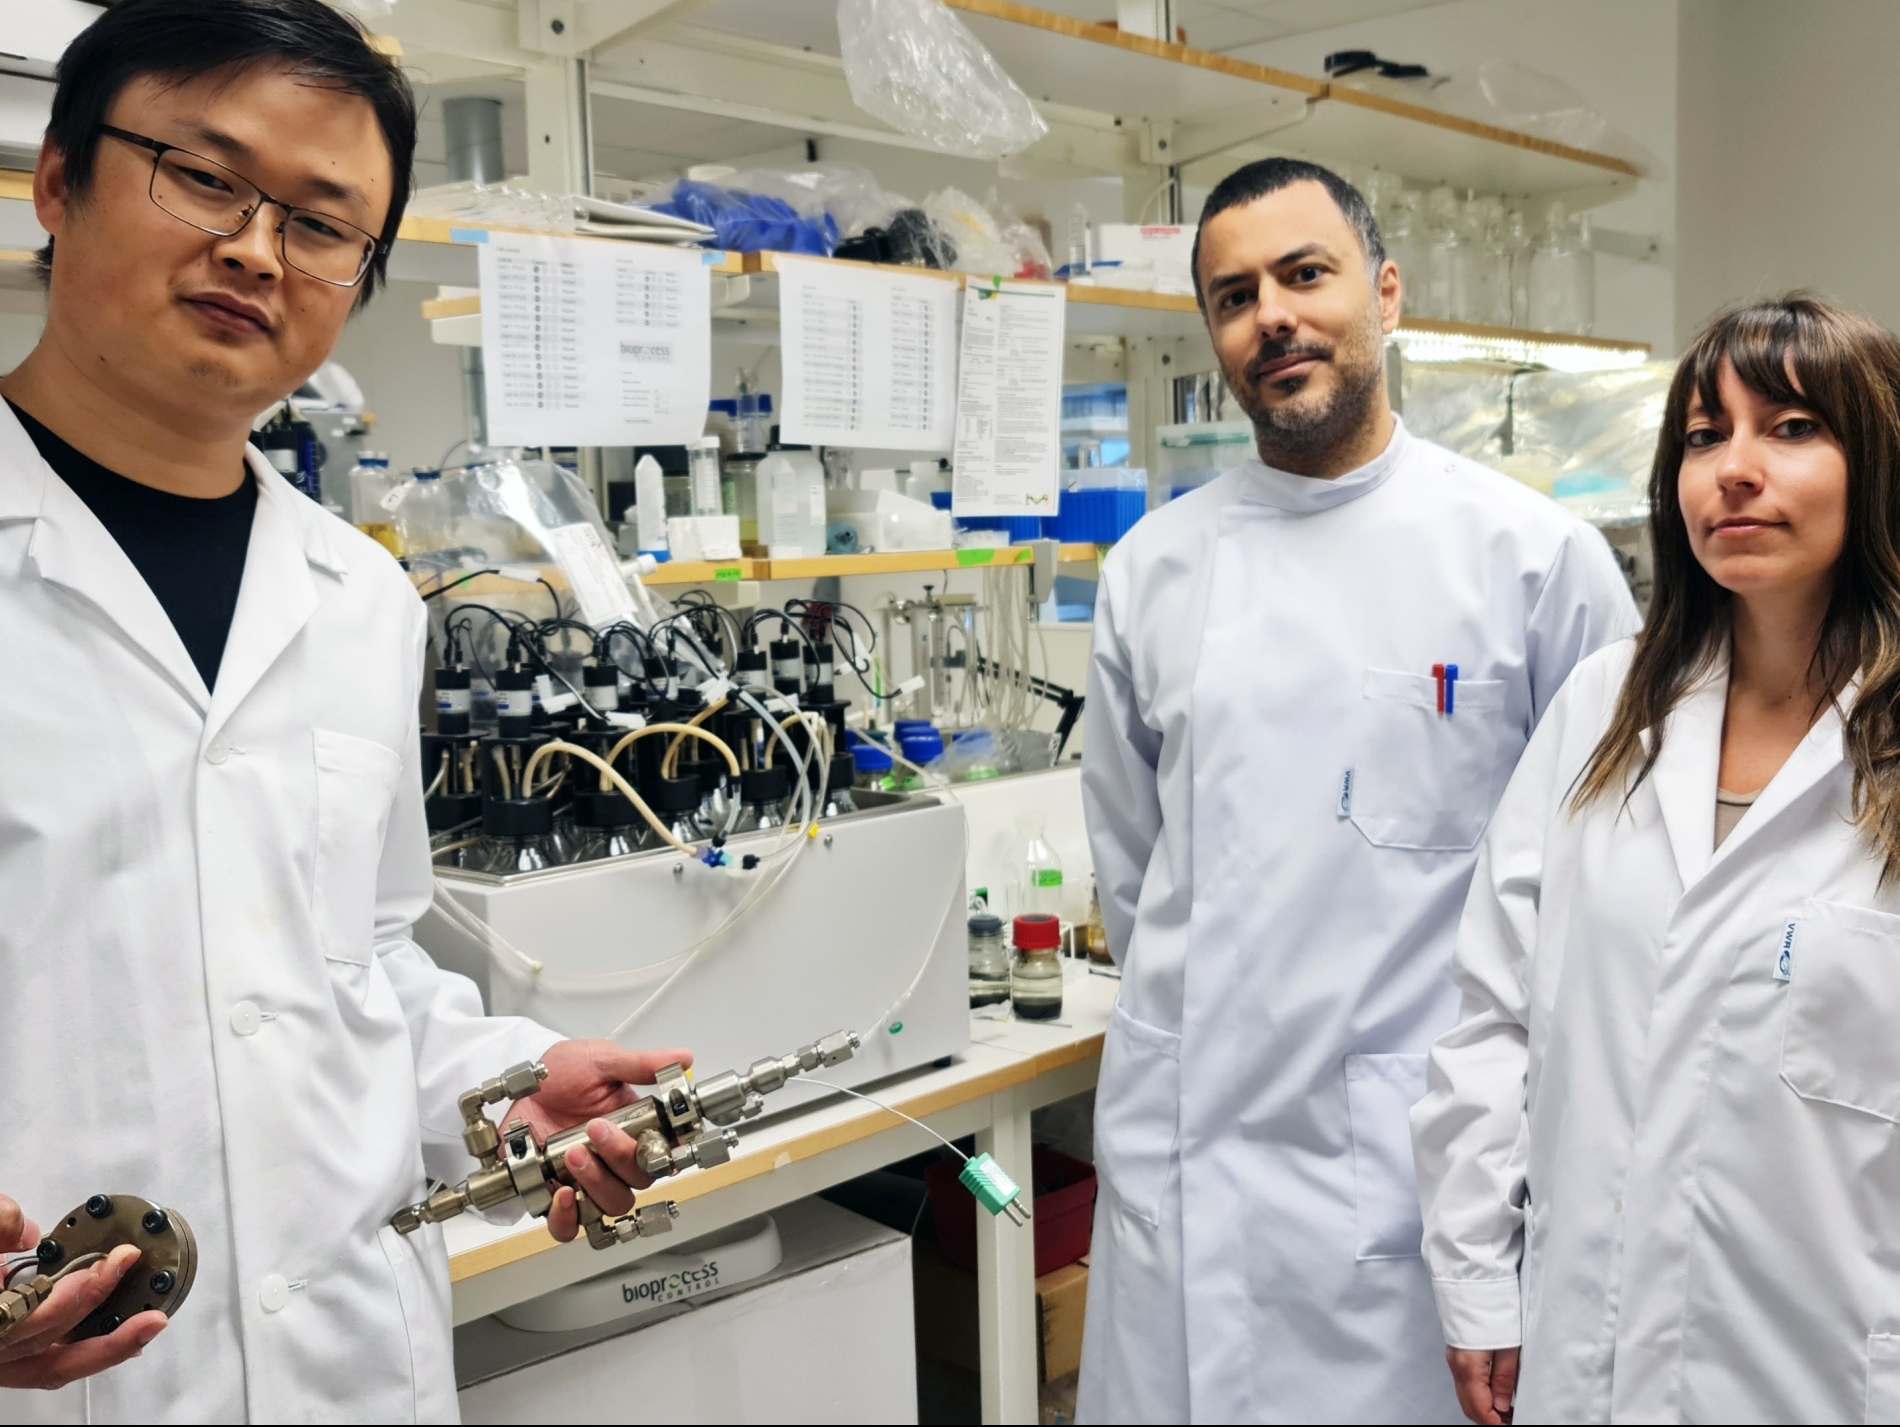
[{"x1": 1010, "y1": 913, "x2": 1064, "y2": 1020}]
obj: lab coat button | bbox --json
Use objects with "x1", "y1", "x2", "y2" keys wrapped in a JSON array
[
  {"x1": 205, "y1": 740, "x2": 229, "y2": 765},
  {"x1": 259, "y1": 1274, "x2": 289, "y2": 1313},
  {"x1": 230, "y1": 1001, "x2": 262, "y2": 1036}
]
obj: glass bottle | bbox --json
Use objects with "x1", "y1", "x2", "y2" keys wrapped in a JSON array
[
  {"x1": 1529, "y1": 200, "x2": 1595, "y2": 336},
  {"x1": 1385, "y1": 191, "x2": 1427, "y2": 317},
  {"x1": 1010, "y1": 913, "x2": 1064, "y2": 1020},
  {"x1": 1422, "y1": 185, "x2": 1460, "y2": 322},
  {"x1": 1084, "y1": 878, "x2": 1113, "y2": 966},
  {"x1": 1504, "y1": 208, "x2": 1534, "y2": 330},
  {"x1": 348, "y1": 453, "x2": 403, "y2": 554},
  {"x1": 1462, "y1": 195, "x2": 1511, "y2": 328},
  {"x1": 1017, "y1": 814, "x2": 1064, "y2": 918},
  {"x1": 968, "y1": 913, "x2": 1011, "y2": 1008},
  {"x1": 394, "y1": 467, "x2": 449, "y2": 554}
]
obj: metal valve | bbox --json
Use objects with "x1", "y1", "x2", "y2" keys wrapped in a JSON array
[{"x1": 391, "y1": 1031, "x2": 860, "y2": 1250}]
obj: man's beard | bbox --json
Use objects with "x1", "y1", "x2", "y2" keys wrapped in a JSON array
[{"x1": 1225, "y1": 315, "x2": 1385, "y2": 471}]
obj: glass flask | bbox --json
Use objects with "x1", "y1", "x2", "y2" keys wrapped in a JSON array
[
  {"x1": 821, "y1": 753, "x2": 860, "y2": 818},
  {"x1": 1010, "y1": 914, "x2": 1064, "y2": 1020},
  {"x1": 968, "y1": 913, "x2": 1011, "y2": 1008}
]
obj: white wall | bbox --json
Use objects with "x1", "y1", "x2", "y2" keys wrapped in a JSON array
[
  {"x1": 1675, "y1": 0, "x2": 1900, "y2": 345},
  {"x1": 1225, "y1": 0, "x2": 1679, "y2": 356},
  {"x1": 328, "y1": 278, "x2": 470, "y2": 474}
]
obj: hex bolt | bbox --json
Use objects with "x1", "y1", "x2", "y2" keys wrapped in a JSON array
[
  {"x1": 36, "y1": 1239, "x2": 62, "y2": 1267},
  {"x1": 99, "y1": 1313, "x2": 122, "y2": 1333},
  {"x1": 149, "y1": 1270, "x2": 175, "y2": 1295},
  {"x1": 141, "y1": 1210, "x2": 169, "y2": 1236},
  {"x1": 85, "y1": 1195, "x2": 113, "y2": 1220}
]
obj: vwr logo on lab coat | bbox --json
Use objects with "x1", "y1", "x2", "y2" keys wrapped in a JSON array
[{"x1": 621, "y1": 1260, "x2": 721, "y2": 1305}]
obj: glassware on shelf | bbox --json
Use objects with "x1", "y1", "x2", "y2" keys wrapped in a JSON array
[
  {"x1": 1529, "y1": 199, "x2": 1596, "y2": 336},
  {"x1": 1461, "y1": 195, "x2": 1512, "y2": 328},
  {"x1": 1422, "y1": 185, "x2": 1460, "y2": 322},
  {"x1": 1505, "y1": 207, "x2": 1535, "y2": 330},
  {"x1": 1385, "y1": 191, "x2": 1428, "y2": 315}
]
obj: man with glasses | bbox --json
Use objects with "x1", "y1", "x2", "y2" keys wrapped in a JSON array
[{"x1": 0, "y1": 2, "x2": 685, "y2": 1419}]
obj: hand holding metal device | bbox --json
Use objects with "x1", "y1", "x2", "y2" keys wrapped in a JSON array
[
  {"x1": 391, "y1": 1032, "x2": 861, "y2": 1250},
  {"x1": 0, "y1": 1196, "x2": 197, "y2": 1347}
]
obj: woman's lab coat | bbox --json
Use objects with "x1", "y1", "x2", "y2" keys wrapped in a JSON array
[
  {"x1": 0, "y1": 406, "x2": 556, "y2": 1423},
  {"x1": 1078, "y1": 419, "x2": 1638, "y2": 1423},
  {"x1": 1413, "y1": 641, "x2": 1900, "y2": 1423}
]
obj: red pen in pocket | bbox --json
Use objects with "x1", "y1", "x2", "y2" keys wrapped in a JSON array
[{"x1": 1433, "y1": 663, "x2": 1446, "y2": 715}]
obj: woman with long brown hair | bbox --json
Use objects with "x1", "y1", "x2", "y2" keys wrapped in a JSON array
[{"x1": 1412, "y1": 295, "x2": 1900, "y2": 1424}]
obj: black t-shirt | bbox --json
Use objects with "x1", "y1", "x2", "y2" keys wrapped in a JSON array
[{"x1": 10, "y1": 400, "x2": 257, "y2": 691}]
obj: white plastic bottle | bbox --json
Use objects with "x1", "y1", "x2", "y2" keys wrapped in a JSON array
[
  {"x1": 759, "y1": 448, "x2": 827, "y2": 558},
  {"x1": 633, "y1": 453, "x2": 669, "y2": 558}
]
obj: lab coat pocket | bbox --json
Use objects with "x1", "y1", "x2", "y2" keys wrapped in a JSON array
[
  {"x1": 1781, "y1": 899, "x2": 1900, "y2": 1123},
  {"x1": 313, "y1": 728, "x2": 403, "y2": 967},
  {"x1": 1345, "y1": 1052, "x2": 1429, "y2": 1259},
  {"x1": 379, "y1": 1221, "x2": 457, "y2": 1424},
  {"x1": 1348, "y1": 669, "x2": 1505, "y2": 852},
  {"x1": 1867, "y1": 1334, "x2": 1900, "y2": 1424},
  {"x1": 1093, "y1": 1002, "x2": 1181, "y2": 1228}
]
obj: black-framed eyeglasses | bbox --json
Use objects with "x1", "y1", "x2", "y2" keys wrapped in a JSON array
[{"x1": 99, "y1": 125, "x2": 386, "y2": 288}]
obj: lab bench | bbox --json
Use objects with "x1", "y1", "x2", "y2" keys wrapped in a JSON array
[{"x1": 446, "y1": 962, "x2": 1116, "y2": 1425}]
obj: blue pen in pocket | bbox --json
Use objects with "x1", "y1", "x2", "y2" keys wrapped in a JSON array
[{"x1": 1444, "y1": 664, "x2": 1458, "y2": 716}]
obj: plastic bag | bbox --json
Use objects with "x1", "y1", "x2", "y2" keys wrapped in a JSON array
[
  {"x1": 1510, "y1": 363, "x2": 1670, "y2": 526},
  {"x1": 837, "y1": 0, "x2": 1049, "y2": 159},
  {"x1": 720, "y1": 162, "x2": 904, "y2": 239},
  {"x1": 652, "y1": 180, "x2": 838, "y2": 255},
  {"x1": 403, "y1": 456, "x2": 667, "y2": 661},
  {"x1": 922, "y1": 188, "x2": 1052, "y2": 279}
]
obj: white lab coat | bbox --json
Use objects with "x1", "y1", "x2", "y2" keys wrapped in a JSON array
[
  {"x1": 0, "y1": 404, "x2": 557, "y2": 1423},
  {"x1": 1414, "y1": 641, "x2": 1900, "y2": 1423},
  {"x1": 1078, "y1": 419, "x2": 1638, "y2": 1423}
]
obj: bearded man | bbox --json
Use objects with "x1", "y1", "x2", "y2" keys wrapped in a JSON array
[{"x1": 1074, "y1": 158, "x2": 1639, "y2": 1424}]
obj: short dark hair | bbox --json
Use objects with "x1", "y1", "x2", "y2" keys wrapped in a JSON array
[
  {"x1": 40, "y1": 0, "x2": 416, "y2": 303},
  {"x1": 1190, "y1": 157, "x2": 1386, "y2": 310}
]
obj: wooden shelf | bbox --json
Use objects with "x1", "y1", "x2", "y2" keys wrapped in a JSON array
[
  {"x1": 643, "y1": 558, "x2": 757, "y2": 586},
  {"x1": 942, "y1": 0, "x2": 1636, "y2": 196},
  {"x1": 0, "y1": 170, "x2": 31, "y2": 203},
  {"x1": 642, "y1": 546, "x2": 1100, "y2": 586},
  {"x1": 426, "y1": 251, "x2": 1650, "y2": 356}
]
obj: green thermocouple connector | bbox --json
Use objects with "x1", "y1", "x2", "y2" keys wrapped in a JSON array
[{"x1": 959, "y1": 1153, "x2": 1031, "y2": 1226}]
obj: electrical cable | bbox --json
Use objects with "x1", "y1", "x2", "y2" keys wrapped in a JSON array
[{"x1": 775, "y1": 1078, "x2": 970, "y2": 1162}]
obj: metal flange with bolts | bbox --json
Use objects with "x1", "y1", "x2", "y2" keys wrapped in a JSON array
[
  {"x1": 391, "y1": 1032, "x2": 863, "y2": 1250},
  {"x1": 0, "y1": 1195, "x2": 198, "y2": 1346}
]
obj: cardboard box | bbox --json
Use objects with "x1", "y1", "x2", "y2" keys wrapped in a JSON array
[{"x1": 912, "y1": 1243, "x2": 1090, "y2": 1383}]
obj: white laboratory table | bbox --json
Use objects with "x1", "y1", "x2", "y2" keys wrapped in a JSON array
[{"x1": 446, "y1": 960, "x2": 1118, "y2": 1425}]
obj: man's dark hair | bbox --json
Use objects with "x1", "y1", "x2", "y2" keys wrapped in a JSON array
[
  {"x1": 39, "y1": 0, "x2": 416, "y2": 303},
  {"x1": 1190, "y1": 157, "x2": 1385, "y2": 310}
]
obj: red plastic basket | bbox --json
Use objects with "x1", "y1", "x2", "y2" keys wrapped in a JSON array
[{"x1": 925, "y1": 1145, "x2": 1097, "y2": 1277}]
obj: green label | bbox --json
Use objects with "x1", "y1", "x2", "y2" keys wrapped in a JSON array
[
  {"x1": 713, "y1": 565, "x2": 743, "y2": 582},
  {"x1": 956, "y1": 548, "x2": 995, "y2": 567},
  {"x1": 1034, "y1": 870, "x2": 1064, "y2": 888}
]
